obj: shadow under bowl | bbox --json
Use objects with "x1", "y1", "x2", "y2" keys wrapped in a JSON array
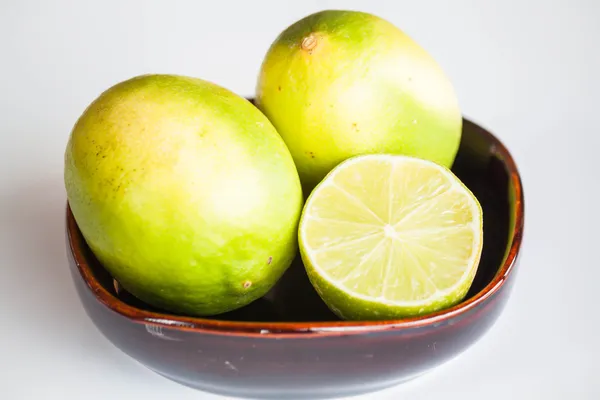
[{"x1": 65, "y1": 118, "x2": 524, "y2": 399}]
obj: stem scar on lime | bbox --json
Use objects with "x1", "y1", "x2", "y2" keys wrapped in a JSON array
[{"x1": 301, "y1": 34, "x2": 318, "y2": 52}]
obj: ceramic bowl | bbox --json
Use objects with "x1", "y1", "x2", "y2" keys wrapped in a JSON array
[{"x1": 65, "y1": 118, "x2": 524, "y2": 399}]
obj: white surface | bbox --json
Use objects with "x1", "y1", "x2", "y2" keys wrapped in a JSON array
[{"x1": 0, "y1": 0, "x2": 598, "y2": 399}]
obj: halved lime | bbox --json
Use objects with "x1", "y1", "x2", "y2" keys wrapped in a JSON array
[{"x1": 298, "y1": 154, "x2": 483, "y2": 320}]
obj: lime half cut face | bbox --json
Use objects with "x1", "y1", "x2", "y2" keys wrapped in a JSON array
[{"x1": 299, "y1": 154, "x2": 483, "y2": 320}]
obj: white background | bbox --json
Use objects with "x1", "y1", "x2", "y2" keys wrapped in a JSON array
[{"x1": 0, "y1": 0, "x2": 598, "y2": 399}]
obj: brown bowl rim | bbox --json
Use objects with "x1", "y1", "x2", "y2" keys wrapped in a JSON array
[{"x1": 66, "y1": 118, "x2": 524, "y2": 339}]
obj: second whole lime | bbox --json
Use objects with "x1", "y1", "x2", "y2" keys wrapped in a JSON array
[{"x1": 256, "y1": 10, "x2": 463, "y2": 190}]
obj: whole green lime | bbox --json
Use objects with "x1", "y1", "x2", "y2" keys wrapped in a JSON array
[
  {"x1": 65, "y1": 74, "x2": 303, "y2": 316},
  {"x1": 256, "y1": 10, "x2": 463, "y2": 190}
]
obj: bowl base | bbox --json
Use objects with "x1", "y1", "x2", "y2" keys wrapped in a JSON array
[{"x1": 148, "y1": 367, "x2": 424, "y2": 399}]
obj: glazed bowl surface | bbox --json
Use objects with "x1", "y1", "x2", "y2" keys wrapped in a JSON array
[{"x1": 66, "y1": 117, "x2": 524, "y2": 399}]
